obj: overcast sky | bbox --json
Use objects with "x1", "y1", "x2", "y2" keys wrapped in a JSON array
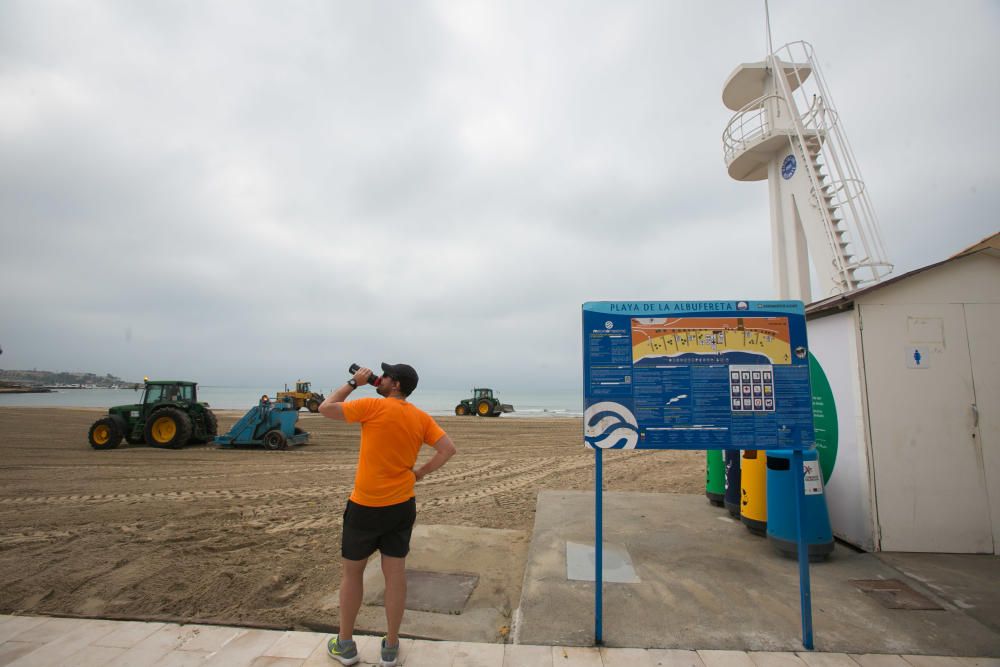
[{"x1": 1, "y1": 1, "x2": 997, "y2": 390}]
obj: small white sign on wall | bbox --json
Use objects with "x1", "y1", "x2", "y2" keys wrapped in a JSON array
[
  {"x1": 906, "y1": 346, "x2": 930, "y2": 369},
  {"x1": 804, "y1": 460, "x2": 823, "y2": 495}
]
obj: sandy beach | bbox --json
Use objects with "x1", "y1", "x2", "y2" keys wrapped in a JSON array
[{"x1": 0, "y1": 407, "x2": 703, "y2": 634}]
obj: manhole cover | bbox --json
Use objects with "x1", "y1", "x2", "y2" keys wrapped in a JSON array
[
  {"x1": 371, "y1": 570, "x2": 479, "y2": 615},
  {"x1": 851, "y1": 579, "x2": 944, "y2": 610}
]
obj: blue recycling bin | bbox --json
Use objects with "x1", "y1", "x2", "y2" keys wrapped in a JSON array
[{"x1": 765, "y1": 449, "x2": 834, "y2": 561}]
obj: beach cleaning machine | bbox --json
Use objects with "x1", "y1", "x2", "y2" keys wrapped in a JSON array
[{"x1": 214, "y1": 396, "x2": 310, "y2": 450}]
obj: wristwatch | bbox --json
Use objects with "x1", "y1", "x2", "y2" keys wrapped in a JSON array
[{"x1": 347, "y1": 378, "x2": 358, "y2": 388}]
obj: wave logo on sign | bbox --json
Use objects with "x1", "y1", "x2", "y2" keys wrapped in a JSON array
[{"x1": 584, "y1": 402, "x2": 639, "y2": 449}]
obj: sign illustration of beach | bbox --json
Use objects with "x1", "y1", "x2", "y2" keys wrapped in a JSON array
[{"x1": 631, "y1": 316, "x2": 792, "y2": 366}]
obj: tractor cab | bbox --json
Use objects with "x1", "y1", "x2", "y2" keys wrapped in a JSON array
[
  {"x1": 295, "y1": 381, "x2": 312, "y2": 394},
  {"x1": 473, "y1": 388, "x2": 495, "y2": 401},
  {"x1": 142, "y1": 381, "x2": 197, "y2": 414}
]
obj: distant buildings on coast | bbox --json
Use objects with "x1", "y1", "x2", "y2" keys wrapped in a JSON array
[{"x1": 0, "y1": 369, "x2": 139, "y2": 393}]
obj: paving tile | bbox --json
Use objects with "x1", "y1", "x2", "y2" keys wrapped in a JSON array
[
  {"x1": 248, "y1": 658, "x2": 304, "y2": 667},
  {"x1": 0, "y1": 641, "x2": 46, "y2": 666},
  {"x1": 5, "y1": 617, "x2": 83, "y2": 643},
  {"x1": 648, "y1": 649, "x2": 707, "y2": 667},
  {"x1": 699, "y1": 651, "x2": 757, "y2": 667},
  {"x1": 261, "y1": 631, "x2": 324, "y2": 659},
  {"x1": 3, "y1": 619, "x2": 116, "y2": 667},
  {"x1": 503, "y1": 643, "x2": 553, "y2": 667},
  {"x1": 54, "y1": 644, "x2": 126, "y2": 667},
  {"x1": 956, "y1": 661, "x2": 1000, "y2": 667},
  {"x1": 404, "y1": 640, "x2": 460, "y2": 667},
  {"x1": 153, "y1": 651, "x2": 213, "y2": 667},
  {"x1": 453, "y1": 640, "x2": 505, "y2": 667},
  {"x1": 92, "y1": 620, "x2": 165, "y2": 648},
  {"x1": 552, "y1": 645, "x2": 603, "y2": 667},
  {"x1": 174, "y1": 624, "x2": 245, "y2": 652},
  {"x1": 352, "y1": 635, "x2": 381, "y2": 663},
  {"x1": 0, "y1": 617, "x2": 49, "y2": 644},
  {"x1": 200, "y1": 629, "x2": 283, "y2": 666},
  {"x1": 106, "y1": 624, "x2": 208, "y2": 666},
  {"x1": 749, "y1": 652, "x2": 809, "y2": 667},
  {"x1": 603, "y1": 647, "x2": 656, "y2": 667},
  {"x1": 902, "y1": 657, "x2": 966, "y2": 667},
  {"x1": 151, "y1": 650, "x2": 212, "y2": 667},
  {"x1": 796, "y1": 654, "x2": 860, "y2": 667},
  {"x1": 851, "y1": 656, "x2": 911, "y2": 667}
]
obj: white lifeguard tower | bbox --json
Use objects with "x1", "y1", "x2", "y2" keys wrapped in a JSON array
[{"x1": 721, "y1": 41, "x2": 892, "y2": 299}]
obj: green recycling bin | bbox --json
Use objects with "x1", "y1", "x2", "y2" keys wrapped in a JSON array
[{"x1": 706, "y1": 450, "x2": 725, "y2": 507}]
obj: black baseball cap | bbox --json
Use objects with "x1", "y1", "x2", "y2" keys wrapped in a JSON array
[{"x1": 380, "y1": 362, "x2": 419, "y2": 396}]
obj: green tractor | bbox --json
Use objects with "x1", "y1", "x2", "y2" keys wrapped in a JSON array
[
  {"x1": 454, "y1": 388, "x2": 514, "y2": 417},
  {"x1": 88, "y1": 380, "x2": 218, "y2": 450}
]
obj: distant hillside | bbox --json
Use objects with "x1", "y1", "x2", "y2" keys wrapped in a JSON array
[{"x1": 0, "y1": 369, "x2": 135, "y2": 388}]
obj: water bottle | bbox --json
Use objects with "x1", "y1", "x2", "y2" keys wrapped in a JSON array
[{"x1": 348, "y1": 364, "x2": 380, "y2": 386}]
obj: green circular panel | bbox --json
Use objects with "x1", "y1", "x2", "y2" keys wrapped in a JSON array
[{"x1": 808, "y1": 352, "x2": 838, "y2": 484}]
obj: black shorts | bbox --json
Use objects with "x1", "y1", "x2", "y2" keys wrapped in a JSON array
[{"x1": 341, "y1": 497, "x2": 416, "y2": 560}]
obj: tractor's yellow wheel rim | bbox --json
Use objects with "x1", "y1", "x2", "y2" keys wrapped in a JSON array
[
  {"x1": 93, "y1": 425, "x2": 110, "y2": 444},
  {"x1": 151, "y1": 416, "x2": 177, "y2": 443},
  {"x1": 478, "y1": 403, "x2": 489, "y2": 415}
]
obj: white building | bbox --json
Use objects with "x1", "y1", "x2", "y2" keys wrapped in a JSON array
[{"x1": 807, "y1": 233, "x2": 1000, "y2": 553}]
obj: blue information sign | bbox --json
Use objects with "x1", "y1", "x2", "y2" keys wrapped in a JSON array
[
  {"x1": 583, "y1": 299, "x2": 817, "y2": 650},
  {"x1": 582, "y1": 300, "x2": 814, "y2": 451}
]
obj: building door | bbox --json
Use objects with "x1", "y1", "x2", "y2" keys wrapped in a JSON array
[
  {"x1": 964, "y1": 303, "x2": 1000, "y2": 554},
  {"x1": 860, "y1": 303, "x2": 993, "y2": 553}
]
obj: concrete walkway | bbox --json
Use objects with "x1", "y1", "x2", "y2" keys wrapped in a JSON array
[{"x1": 1, "y1": 614, "x2": 997, "y2": 667}]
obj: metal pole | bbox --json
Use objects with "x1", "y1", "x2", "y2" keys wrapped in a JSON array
[
  {"x1": 792, "y1": 448, "x2": 814, "y2": 649},
  {"x1": 764, "y1": 0, "x2": 775, "y2": 56},
  {"x1": 595, "y1": 446, "x2": 603, "y2": 644}
]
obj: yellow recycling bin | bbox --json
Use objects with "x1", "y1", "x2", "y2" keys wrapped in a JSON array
[{"x1": 740, "y1": 449, "x2": 767, "y2": 536}]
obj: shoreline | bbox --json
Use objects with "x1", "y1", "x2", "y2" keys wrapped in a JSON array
[{"x1": 0, "y1": 405, "x2": 582, "y2": 420}]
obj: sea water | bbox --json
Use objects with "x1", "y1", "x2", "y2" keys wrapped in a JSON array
[{"x1": 0, "y1": 386, "x2": 583, "y2": 417}]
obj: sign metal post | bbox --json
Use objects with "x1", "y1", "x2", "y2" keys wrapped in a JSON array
[
  {"x1": 595, "y1": 446, "x2": 603, "y2": 644},
  {"x1": 792, "y1": 448, "x2": 814, "y2": 649}
]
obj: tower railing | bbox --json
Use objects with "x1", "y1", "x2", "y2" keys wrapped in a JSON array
[
  {"x1": 771, "y1": 41, "x2": 893, "y2": 291},
  {"x1": 722, "y1": 94, "x2": 785, "y2": 165}
]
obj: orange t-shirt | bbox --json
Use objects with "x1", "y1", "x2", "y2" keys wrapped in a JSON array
[{"x1": 342, "y1": 397, "x2": 446, "y2": 507}]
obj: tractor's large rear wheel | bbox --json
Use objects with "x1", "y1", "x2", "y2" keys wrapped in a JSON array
[
  {"x1": 89, "y1": 417, "x2": 123, "y2": 450},
  {"x1": 145, "y1": 408, "x2": 193, "y2": 449},
  {"x1": 455, "y1": 404, "x2": 469, "y2": 416},
  {"x1": 476, "y1": 400, "x2": 493, "y2": 417},
  {"x1": 263, "y1": 430, "x2": 288, "y2": 450}
]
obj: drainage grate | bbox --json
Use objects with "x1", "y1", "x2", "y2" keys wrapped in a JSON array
[
  {"x1": 371, "y1": 570, "x2": 479, "y2": 615},
  {"x1": 850, "y1": 579, "x2": 944, "y2": 610}
]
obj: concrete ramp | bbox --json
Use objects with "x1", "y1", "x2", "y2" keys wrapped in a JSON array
[
  {"x1": 514, "y1": 490, "x2": 1000, "y2": 654},
  {"x1": 324, "y1": 524, "x2": 529, "y2": 643}
]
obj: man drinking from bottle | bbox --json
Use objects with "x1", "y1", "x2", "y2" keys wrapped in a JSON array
[{"x1": 319, "y1": 363, "x2": 456, "y2": 666}]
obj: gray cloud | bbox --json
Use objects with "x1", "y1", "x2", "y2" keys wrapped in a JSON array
[{"x1": 2, "y1": 1, "x2": 997, "y2": 389}]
